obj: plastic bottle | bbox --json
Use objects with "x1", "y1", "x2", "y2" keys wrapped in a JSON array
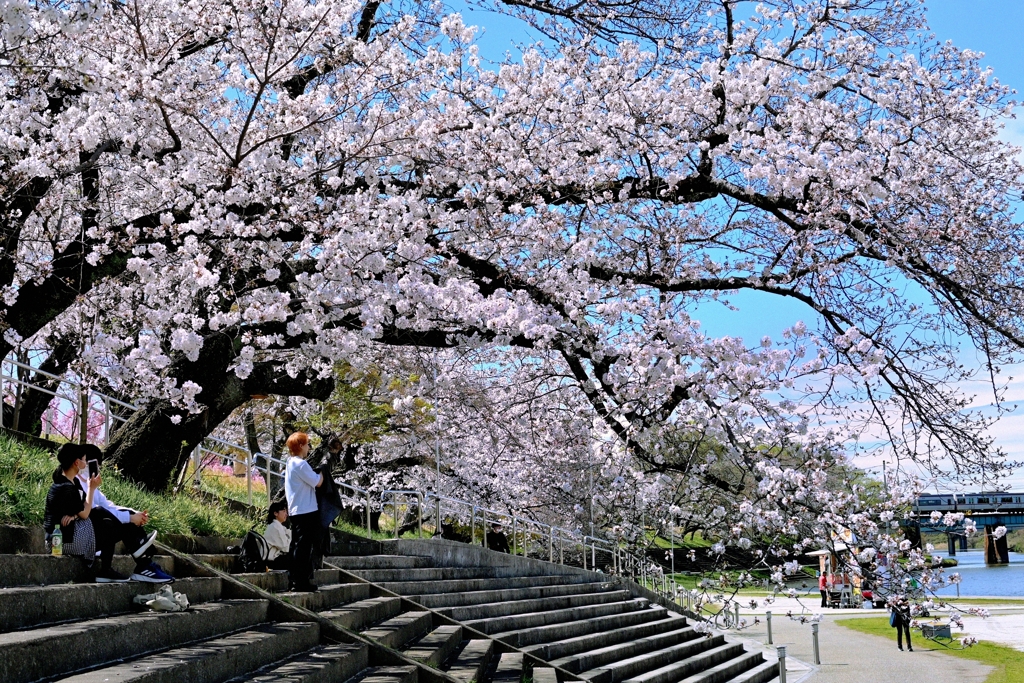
[{"x1": 51, "y1": 527, "x2": 63, "y2": 556}]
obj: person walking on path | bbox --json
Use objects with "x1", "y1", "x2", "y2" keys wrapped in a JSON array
[
  {"x1": 284, "y1": 432, "x2": 322, "y2": 592},
  {"x1": 891, "y1": 597, "x2": 914, "y2": 651}
]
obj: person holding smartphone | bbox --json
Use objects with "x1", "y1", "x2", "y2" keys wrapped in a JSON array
[
  {"x1": 76, "y1": 444, "x2": 173, "y2": 584},
  {"x1": 44, "y1": 444, "x2": 100, "y2": 570}
]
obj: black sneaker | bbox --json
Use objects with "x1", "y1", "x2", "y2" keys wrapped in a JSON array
[
  {"x1": 131, "y1": 530, "x2": 158, "y2": 559},
  {"x1": 95, "y1": 568, "x2": 131, "y2": 583}
]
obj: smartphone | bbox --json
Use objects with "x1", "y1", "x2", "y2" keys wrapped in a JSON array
[{"x1": 87, "y1": 459, "x2": 100, "y2": 479}]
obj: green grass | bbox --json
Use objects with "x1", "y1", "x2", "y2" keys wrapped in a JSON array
[
  {"x1": 837, "y1": 616, "x2": 1024, "y2": 683},
  {"x1": 0, "y1": 434, "x2": 259, "y2": 538}
]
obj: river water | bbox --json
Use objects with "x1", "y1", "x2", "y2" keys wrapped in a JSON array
[{"x1": 933, "y1": 549, "x2": 1024, "y2": 597}]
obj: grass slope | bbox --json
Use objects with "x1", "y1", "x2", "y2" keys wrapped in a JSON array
[
  {"x1": 0, "y1": 434, "x2": 258, "y2": 538},
  {"x1": 837, "y1": 616, "x2": 1024, "y2": 683}
]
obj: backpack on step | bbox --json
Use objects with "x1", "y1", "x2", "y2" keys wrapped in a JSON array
[{"x1": 239, "y1": 529, "x2": 270, "y2": 572}]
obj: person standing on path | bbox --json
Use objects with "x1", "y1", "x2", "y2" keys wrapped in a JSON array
[
  {"x1": 819, "y1": 572, "x2": 828, "y2": 607},
  {"x1": 892, "y1": 597, "x2": 913, "y2": 651},
  {"x1": 284, "y1": 432, "x2": 322, "y2": 592}
]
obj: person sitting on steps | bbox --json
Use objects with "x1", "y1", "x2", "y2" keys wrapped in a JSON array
[
  {"x1": 44, "y1": 444, "x2": 108, "y2": 581},
  {"x1": 76, "y1": 444, "x2": 173, "y2": 584},
  {"x1": 264, "y1": 499, "x2": 292, "y2": 572}
]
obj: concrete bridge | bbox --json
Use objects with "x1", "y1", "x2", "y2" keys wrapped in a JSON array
[{"x1": 914, "y1": 493, "x2": 1024, "y2": 565}]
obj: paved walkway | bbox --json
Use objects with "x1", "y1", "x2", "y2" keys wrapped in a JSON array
[{"x1": 729, "y1": 613, "x2": 993, "y2": 683}]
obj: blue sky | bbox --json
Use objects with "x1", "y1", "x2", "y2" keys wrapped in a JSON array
[{"x1": 449, "y1": 1, "x2": 1024, "y2": 490}]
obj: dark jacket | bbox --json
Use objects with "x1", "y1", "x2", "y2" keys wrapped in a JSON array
[{"x1": 43, "y1": 470, "x2": 86, "y2": 543}]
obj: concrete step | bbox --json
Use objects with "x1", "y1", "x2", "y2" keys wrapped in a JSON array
[
  {"x1": 550, "y1": 624, "x2": 697, "y2": 674},
  {"x1": 677, "y1": 651, "x2": 765, "y2": 683},
  {"x1": 402, "y1": 624, "x2": 463, "y2": 667},
  {"x1": 362, "y1": 610, "x2": 434, "y2": 649},
  {"x1": 379, "y1": 574, "x2": 592, "y2": 596},
  {"x1": 236, "y1": 570, "x2": 291, "y2": 592},
  {"x1": 314, "y1": 568, "x2": 344, "y2": 585},
  {"x1": 350, "y1": 567, "x2": 507, "y2": 583},
  {"x1": 409, "y1": 581, "x2": 614, "y2": 609},
  {"x1": 0, "y1": 553, "x2": 175, "y2": 587},
  {"x1": 578, "y1": 633, "x2": 722, "y2": 683},
  {"x1": 492, "y1": 651, "x2": 524, "y2": 683},
  {"x1": 352, "y1": 665, "x2": 420, "y2": 683},
  {"x1": 278, "y1": 582, "x2": 372, "y2": 612},
  {"x1": 193, "y1": 553, "x2": 242, "y2": 572},
  {"x1": 445, "y1": 639, "x2": 494, "y2": 683},
  {"x1": 238, "y1": 642, "x2": 369, "y2": 682},
  {"x1": 495, "y1": 606, "x2": 672, "y2": 648},
  {"x1": 467, "y1": 599, "x2": 650, "y2": 636},
  {"x1": 60, "y1": 621, "x2": 319, "y2": 682},
  {"x1": 721, "y1": 658, "x2": 777, "y2": 683},
  {"x1": 321, "y1": 596, "x2": 404, "y2": 631},
  {"x1": 0, "y1": 576, "x2": 222, "y2": 633},
  {"x1": 534, "y1": 667, "x2": 559, "y2": 683},
  {"x1": 619, "y1": 642, "x2": 745, "y2": 683},
  {"x1": 326, "y1": 555, "x2": 434, "y2": 569},
  {"x1": 443, "y1": 590, "x2": 633, "y2": 622},
  {"x1": 0, "y1": 598, "x2": 269, "y2": 683},
  {"x1": 524, "y1": 616, "x2": 688, "y2": 661}
]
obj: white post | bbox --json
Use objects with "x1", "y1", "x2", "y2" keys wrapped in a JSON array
[
  {"x1": 777, "y1": 646, "x2": 787, "y2": 683},
  {"x1": 246, "y1": 453, "x2": 252, "y2": 506},
  {"x1": 366, "y1": 491, "x2": 372, "y2": 538},
  {"x1": 766, "y1": 611, "x2": 773, "y2": 644},
  {"x1": 812, "y1": 622, "x2": 821, "y2": 664},
  {"x1": 471, "y1": 505, "x2": 476, "y2": 545}
]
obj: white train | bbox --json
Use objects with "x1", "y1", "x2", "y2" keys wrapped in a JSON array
[{"x1": 915, "y1": 492, "x2": 1024, "y2": 512}]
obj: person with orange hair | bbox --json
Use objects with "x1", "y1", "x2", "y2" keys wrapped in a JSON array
[{"x1": 284, "y1": 432, "x2": 322, "y2": 592}]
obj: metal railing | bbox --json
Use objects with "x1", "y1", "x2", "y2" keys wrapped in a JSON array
[{"x1": 3, "y1": 353, "x2": 705, "y2": 620}]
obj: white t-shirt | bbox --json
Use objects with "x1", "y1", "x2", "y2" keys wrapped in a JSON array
[{"x1": 285, "y1": 457, "x2": 320, "y2": 516}]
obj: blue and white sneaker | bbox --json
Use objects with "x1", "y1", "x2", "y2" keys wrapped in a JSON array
[{"x1": 131, "y1": 561, "x2": 175, "y2": 584}]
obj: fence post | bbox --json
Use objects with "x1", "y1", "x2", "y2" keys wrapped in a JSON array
[
  {"x1": 103, "y1": 395, "x2": 111, "y2": 446},
  {"x1": 583, "y1": 540, "x2": 588, "y2": 571},
  {"x1": 417, "y1": 495, "x2": 423, "y2": 538},
  {"x1": 812, "y1": 622, "x2": 820, "y2": 664},
  {"x1": 366, "y1": 491, "x2": 372, "y2": 538},
  {"x1": 549, "y1": 526, "x2": 554, "y2": 563},
  {"x1": 436, "y1": 498, "x2": 442, "y2": 537},
  {"x1": 512, "y1": 517, "x2": 517, "y2": 555},
  {"x1": 192, "y1": 446, "x2": 201, "y2": 487},
  {"x1": 470, "y1": 506, "x2": 476, "y2": 545},
  {"x1": 766, "y1": 611, "x2": 773, "y2": 644},
  {"x1": 246, "y1": 453, "x2": 252, "y2": 506},
  {"x1": 393, "y1": 495, "x2": 399, "y2": 539},
  {"x1": 734, "y1": 603, "x2": 740, "y2": 628},
  {"x1": 777, "y1": 646, "x2": 787, "y2": 683}
]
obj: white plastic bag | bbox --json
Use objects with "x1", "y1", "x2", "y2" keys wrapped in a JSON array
[{"x1": 133, "y1": 585, "x2": 189, "y2": 612}]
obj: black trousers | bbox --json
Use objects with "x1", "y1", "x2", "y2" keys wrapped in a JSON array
[
  {"x1": 896, "y1": 621, "x2": 912, "y2": 649},
  {"x1": 268, "y1": 555, "x2": 292, "y2": 572},
  {"x1": 820, "y1": 590, "x2": 828, "y2": 607},
  {"x1": 289, "y1": 511, "x2": 320, "y2": 588},
  {"x1": 90, "y1": 507, "x2": 148, "y2": 571}
]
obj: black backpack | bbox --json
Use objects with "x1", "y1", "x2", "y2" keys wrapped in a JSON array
[{"x1": 239, "y1": 529, "x2": 270, "y2": 572}]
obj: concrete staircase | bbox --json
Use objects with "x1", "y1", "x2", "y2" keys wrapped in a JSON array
[
  {"x1": 0, "y1": 544, "x2": 441, "y2": 683},
  {"x1": 0, "y1": 530, "x2": 776, "y2": 683}
]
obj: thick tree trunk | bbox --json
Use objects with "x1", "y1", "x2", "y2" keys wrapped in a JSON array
[{"x1": 106, "y1": 334, "x2": 333, "y2": 491}]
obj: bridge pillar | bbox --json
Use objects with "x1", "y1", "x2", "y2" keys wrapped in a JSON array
[
  {"x1": 983, "y1": 525, "x2": 1010, "y2": 565},
  {"x1": 947, "y1": 533, "x2": 956, "y2": 557},
  {"x1": 960, "y1": 534, "x2": 968, "y2": 551}
]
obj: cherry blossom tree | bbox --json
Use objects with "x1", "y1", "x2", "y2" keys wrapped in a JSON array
[{"x1": 2, "y1": 0, "x2": 1023, "y2": 599}]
